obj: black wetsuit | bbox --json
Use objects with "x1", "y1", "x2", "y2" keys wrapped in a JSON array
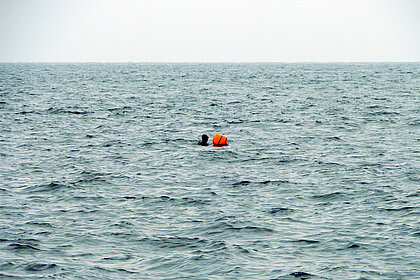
[{"x1": 198, "y1": 140, "x2": 208, "y2": 146}]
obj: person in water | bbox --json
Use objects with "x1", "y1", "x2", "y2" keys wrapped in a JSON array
[{"x1": 198, "y1": 134, "x2": 209, "y2": 146}]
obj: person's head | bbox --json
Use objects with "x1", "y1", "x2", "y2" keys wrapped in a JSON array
[{"x1": 202, "y1": 134, "x2": 209, "y2": 143}]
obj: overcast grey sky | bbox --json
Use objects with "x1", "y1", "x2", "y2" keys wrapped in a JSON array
[{"x1": 0, "y1": 0, "x2": 419, "y2": 62}]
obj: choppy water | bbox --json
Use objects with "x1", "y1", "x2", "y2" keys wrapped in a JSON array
[{"x1": 0, "y1": 63, "x2": 419, "y2": 279}]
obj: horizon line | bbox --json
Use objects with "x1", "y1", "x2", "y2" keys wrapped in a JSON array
[{"x1": 1, "y1": 60, "x2": 419, "y2": 64}]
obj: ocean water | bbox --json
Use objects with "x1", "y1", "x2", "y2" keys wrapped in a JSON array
[{"x1": 0, "y1": 63, "x2": 419, "y2": 280}]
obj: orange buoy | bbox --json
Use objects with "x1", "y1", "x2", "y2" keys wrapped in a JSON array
[{"x1": 213, "y1": 134, "x2": 228, "y2": 146}]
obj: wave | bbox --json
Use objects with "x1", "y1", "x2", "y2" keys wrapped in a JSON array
[
  {"x1": 25, "y1": 182, "x2": 74, "y2": 193},
  {"x1": 137, "y1": 236, "x2": 217, "y2": 251},
  {"x1": 384, "y1": 206, "x2": 417, "y2": 212},
  {"x1": 204, "y1": 221, "x2": 274, "y2": 235},
  {"x1": 122, "y1": 195, "x2": 211, "y2": 207},
  {"x1": 7, "y1": 243, "x2": 40, "y2": 251},
  {"x1": 293, "y1": 239, "x2": 320, "y2": 244},
  {"x1": 46, "y1": 107, "x2": 91, "y2": 115},
  {"x1": 232, "y1": 180, "x2": 290, "y2": 187},
  {"x1": 25, "y1": 263, "x2": 57, "y2": 271},
  {"x1": 311, "y1": 192, "x2": 346, "y2": 200},
  {"x1": 268, "y1": 207, "x2": 295, "y2": 214}
]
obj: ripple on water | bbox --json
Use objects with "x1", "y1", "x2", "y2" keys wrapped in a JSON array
[
  {"x1": 25, "y1": 263, "x2": 57, "y2": 272},
  {"x1": 1, "y1": 63, "x2": 419, "y2": 279}
]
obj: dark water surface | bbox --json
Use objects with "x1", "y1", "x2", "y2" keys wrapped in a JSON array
[{"x1": 1, "y1": 63, "x2": 419, "y2": 279}]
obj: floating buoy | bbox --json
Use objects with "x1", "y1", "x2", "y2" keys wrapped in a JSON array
[{"x1": 213, "y1": 134, "x2": 228, "y2": 146}]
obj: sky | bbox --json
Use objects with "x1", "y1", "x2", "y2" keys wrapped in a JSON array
[{"x1": 0, "y1": 0, "x2": 419, "y2": 62}]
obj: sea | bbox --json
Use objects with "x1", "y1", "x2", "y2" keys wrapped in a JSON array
[{"x1": 0, "y1": 63, "x2": 419, "y2": 280}]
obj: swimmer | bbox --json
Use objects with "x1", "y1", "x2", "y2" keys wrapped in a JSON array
[{"x1": 198, "y1": 134, "x2": 209, "y2": 146}]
